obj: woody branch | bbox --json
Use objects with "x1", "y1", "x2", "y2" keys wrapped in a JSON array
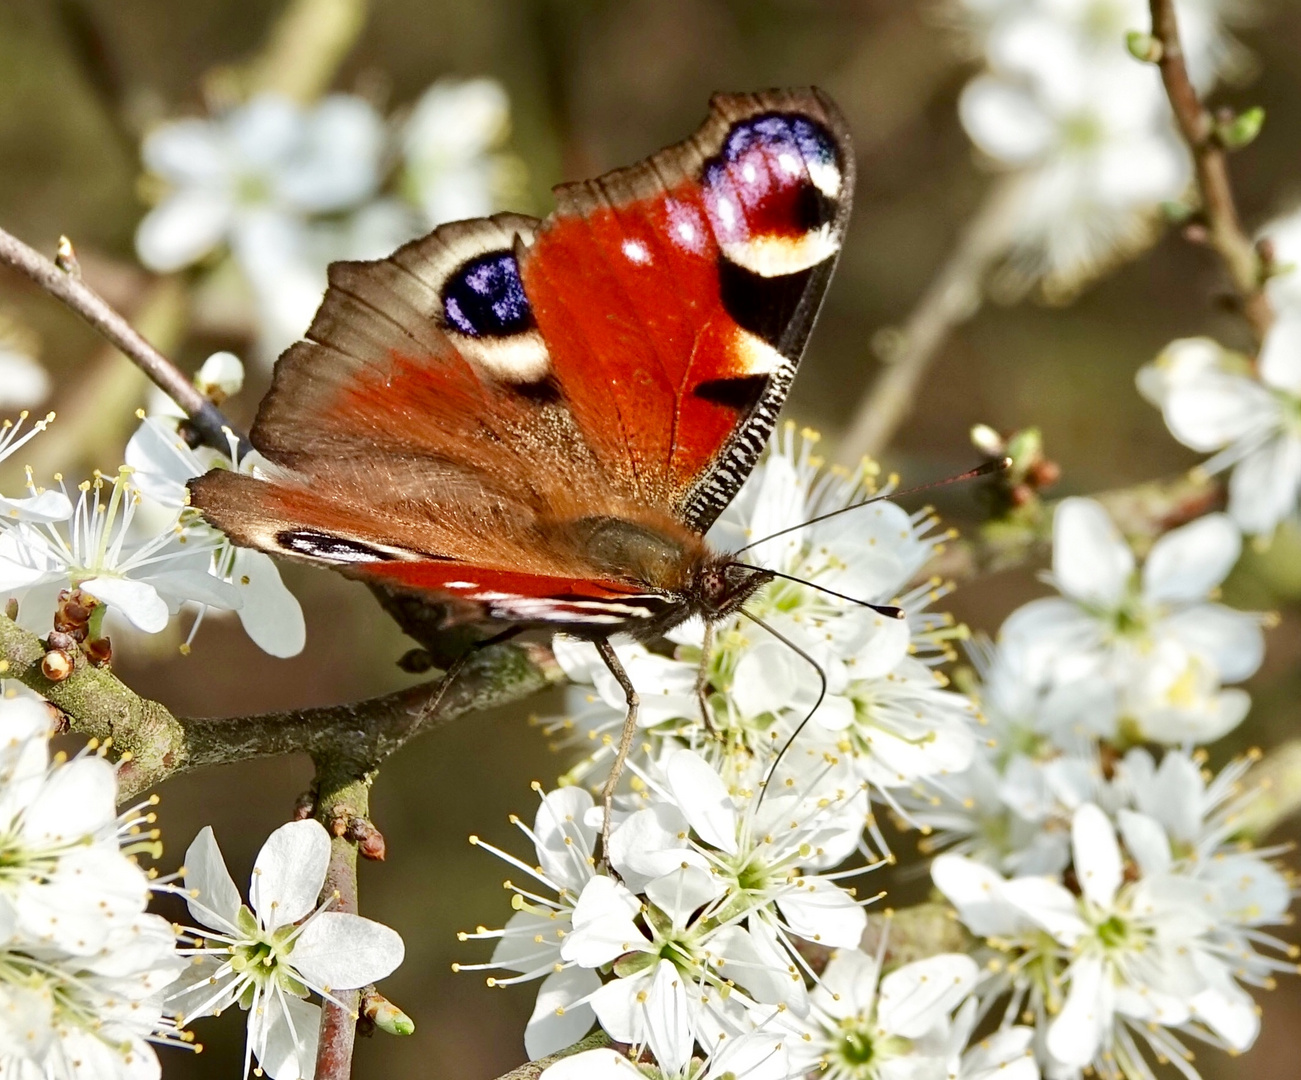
[{"x1": 1148, "y1": 0, "x2": 1274, "y2": 344}]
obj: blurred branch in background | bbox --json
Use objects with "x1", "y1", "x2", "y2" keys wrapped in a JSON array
[
  {"x1": 0, "y1": 227, "x2": 241, "y2": 452},
  {"x1": 838, "y1": 175, "x2": 1025, "y2": 465},
  {"x1": 239, "y1": 0, "x2": 369, "y2": 104}
]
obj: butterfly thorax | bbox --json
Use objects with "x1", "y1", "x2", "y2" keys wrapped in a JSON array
[{"x1": 547, "y1": 514, "x2": 773, "y2": 640}]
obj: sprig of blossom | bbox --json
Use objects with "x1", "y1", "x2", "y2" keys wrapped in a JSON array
[
  {"x1": 0, "y1": 466, "x2": 240, "y2": 635},
  {"x1": 933, "y1": 776, "x2": 1293, "y2": 1080},
  {"x1": 464, "y1": 758, "x2": 881, "y2": 1068},
  {"x1": 999, "y1": 496, "x2": 1263, "y2": 744},
  {"x1": 548, "y1": 426, "x2": 973, "y2": 836},
  {"x1": 951, "y1": 0, "x2": 1242, "y2": 298},
  {"x1": 167, "y1": 820, "x2": 405, "y2": 1080}
]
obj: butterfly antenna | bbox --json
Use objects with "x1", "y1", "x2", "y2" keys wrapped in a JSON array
[
  {"x1": 730, "y1": 456, "x2": 1011, "y2": 557},
  {"x1": 738, "y1": 609, "x2": 827, "y2": 810},
  {"x1": 728, "y1": 562, "x2": 906, "y2": 620}
]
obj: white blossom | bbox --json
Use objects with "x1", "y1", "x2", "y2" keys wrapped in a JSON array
[
  {"x1": 135, "y1": 94, "x2": 385, "y2": 274},
  {"x1": 0, "y1": 468, "x2": 238, "y2": 635},
  {"x1": 952, "y1": 0, "x2": 1242, "y2": 297},
  {"x1": 124, "y1": 411, "x2": 305, "y2": 656},
  {"x1": 172, "y1": 820, "x2": 405, "y2": 1080},
  {"x1": 999, "y1": 497, "x2": 1261, "y2": 742},
  {"x1": 0, "y1": 695, "x2": 186, "y2": 1079},
  {"x1": 1139, "y1": 330, "x2": 1301, "y2": 536},
  {"x1": 402, "y1": 78, "x2": 514, "y2": 226},
  {"x1": 457, "y1": 786, "x2": 602, "y2": 1058}
]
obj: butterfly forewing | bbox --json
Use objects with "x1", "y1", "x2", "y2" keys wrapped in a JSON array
[{"x1": 189, "y1": 88, "x2": 854, "y2": 636}]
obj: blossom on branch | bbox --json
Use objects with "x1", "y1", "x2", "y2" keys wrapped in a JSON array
[
  {"x1": 170, "y1": 820, "x2": 405, "y2": 1080},
  {"x1": 1139, "y1": 332, "x2": 1301, "y2": 537}
]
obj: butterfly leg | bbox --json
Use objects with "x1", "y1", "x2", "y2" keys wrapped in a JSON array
[
  {"x1": 694, "y1": 621, "x2": 717, "y2": 736},
  {"x1": 594, "y1": 637, "x2": 638, "y2": 854}
]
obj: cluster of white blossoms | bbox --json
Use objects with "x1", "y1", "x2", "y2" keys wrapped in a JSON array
[
  {"x1": 951, "y1": 0, "x2": 1244, "y2": 297},
  {"x1": 0, "y1": 355, "x2": 304, "y2": 658},
  {"x1": 134, "y1": 78, "x2": 517, "y2": 358},
  {"x1": 460, "y1": 426, "x2": 1292, "y2": 1080},
  {"x1": 0, "y1": 693, "x2": 186, "y2": 1079}
]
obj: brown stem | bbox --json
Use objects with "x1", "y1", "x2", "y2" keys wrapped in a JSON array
[
  {"x1": 312, "y1": 764, "x2": 370, "y2": 1080},
  {"x1": 0, "y1": 612, "x2": 563, "y2": 800},
  {"x1": 1148, "y1": 0, "x2": 1274, "y2": 345},
  {"x1": 0, "y1": 225, "x2": 246, "y2": 454}
]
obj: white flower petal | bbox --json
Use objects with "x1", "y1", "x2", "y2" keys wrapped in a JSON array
[
  {"x1": 664, "y1": 750, "x2": 737, "y2": 854},
  {"x1": 959, "y1": 76, "x2": 1055, "y2": 163},
  {"x1": 1116, "y1": 810, "x2": 1171, "y2": 878},
  {"x1": 775, "y1": 876, "x2": 866, "y2": 948},
  {"x1": 135, "y1": 189, "x2": 233, "y2": 272},
  {"x1": 1046, "y1": 955, "x2": 1108, "y2": 1067},
  {"x1": 526, "y1": 966, "x2": 600, "y2": 1059},
  {"x1": 181, "y1": 827, "x2": 244, "y2": 930},
  {"x1": 231, "y1": 549, "x2": 306, "y2": 657},
  {"x1": 1072, "y1": 803, "x2": 1122, "y2": 909},
  {"x1": 645, "y1": 960, "x2": 693, "y2": 1076},
  {"x1": 931, "y1": 855, "x2": 1026, "y2": 938},
  {"x1": 1052, "y1": 499, "x2": 1133, "y2": 607},
  {"x1": 540, "y1": 1048, "x2": 642, "y2": 1080},
  {"x1": 1142, "y1": 513, "x2": 1240, "y2": 604},
  {"x1": 78, "y1": 576, "x2": 170, "y2": 632},
  {"x1": 645, "y1": 864, "x2": 724, "y2": 929},
  {"x1": 256, "y1": 994, "x2": 320, "y2": 1080},
  {"x1": 877, "y1": 953, "x2": 979, "y2": 1039},
  {"x1": 1000, "y1": 876, "x2": 1087, "y2": 945},
  {"x1": 250, "y1": 819, "x2": 331, "y2": 930},
  {"x1": 290, "y1": 911, "x2": 404, "y2": 990},
  {"x1": 1259, "y1": 314, "x2": 1301, "y2": 394}
]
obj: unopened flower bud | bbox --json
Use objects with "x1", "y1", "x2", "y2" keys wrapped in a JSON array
[
  {"x1": 41, "y1": 648, "x2": 74, "y2": 682},
  {"x1": 195, "y1": 351, "x2": 244, "y2": 404},
  {"x1": 1216, "y1": 106, "x2": 1265, "y2": 151},
  {"x1": 362, "y1": 990, "x2": 414, "y2": 1036},
  {"x1": 346, "y1": 816, "x2": 387, "y2": 861},
  {"x1": 1124, "y1": 30, "x2": 1163, "y2": 63}
]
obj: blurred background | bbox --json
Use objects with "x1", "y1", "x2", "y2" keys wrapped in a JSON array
[{"x1": 2, "y1": 0, "x2": 1301, "y2": 1076}]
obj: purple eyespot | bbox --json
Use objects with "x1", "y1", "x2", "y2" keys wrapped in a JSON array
[{"x1": 441, "y1": 251, "x2": 534, "y2": 338}]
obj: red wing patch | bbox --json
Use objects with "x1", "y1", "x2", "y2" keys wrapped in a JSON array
[{"x1": 520, "y1": 88, "x2": 853, "y2": 531}]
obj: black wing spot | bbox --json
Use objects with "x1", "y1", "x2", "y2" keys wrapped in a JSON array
[
  {"x1": 718, "y1": 257, "x2": 820, "y2": 353},
  {"x1": 693, "y1": 374, "x2": 771, "y2": 412},
  {"x1": 440, "y1": 250, "x2": 535, "y2": 338},
  {"x1": 276, "y1": 530, "x2": 398, "y2": 563}
]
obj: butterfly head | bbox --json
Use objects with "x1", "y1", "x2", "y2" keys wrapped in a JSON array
[{"x1": 692, "y1": 558, "x2": 773, "y2": 621}]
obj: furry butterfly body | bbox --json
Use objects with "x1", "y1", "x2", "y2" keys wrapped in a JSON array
[{"x1": 190, "y1": 88, "x2": 854, "y2": 658}]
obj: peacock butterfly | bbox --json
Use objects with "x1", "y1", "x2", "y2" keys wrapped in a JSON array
[{"x1": 189, "y1": 88, "x2": 862, "y2": 805}]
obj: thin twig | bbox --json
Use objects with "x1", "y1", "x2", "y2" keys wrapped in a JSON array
[
  {"x1": 1148, "y1": 0, "x2": 1274, "y2": 345},
  {"x1": 0, "y1": 226, "x2": 246, "y2": 454},
  {"x1": 837, "y1": 175, "x2": 1025, "y2": 465}
]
